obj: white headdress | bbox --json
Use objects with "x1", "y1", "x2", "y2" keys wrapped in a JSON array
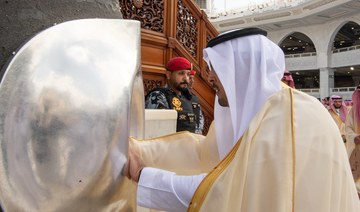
[{"x1": 203, "y1": 29, "x2": 285, "y2": 159}]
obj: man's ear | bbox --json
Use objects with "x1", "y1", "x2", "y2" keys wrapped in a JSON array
[{"x1": 166, "y1": 71, "x2": 171, "y2": 80}]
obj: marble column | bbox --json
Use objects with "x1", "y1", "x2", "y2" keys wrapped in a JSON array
[{"x1": 319, "y1": 67, "x2": 335, "y2": 99}]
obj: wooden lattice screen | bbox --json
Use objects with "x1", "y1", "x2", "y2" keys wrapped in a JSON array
[{"x1": 119, "y1": 0, "x2": 218, "y2": 135}]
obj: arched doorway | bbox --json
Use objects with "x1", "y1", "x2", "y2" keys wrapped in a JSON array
[
  {"x1": 280, "y1": 32, "x2": 316, "y2": 55},
  {"x1": 332, "y1": 21, "x2": 360, "y2": 51},
  {"x1": 280, "y1": 32, "x2": 318, "y2": 89},
  {"x1": 332, "y1": 21, "x2": 360, "y2": 88}
]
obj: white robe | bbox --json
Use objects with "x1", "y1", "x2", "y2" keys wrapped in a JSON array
[
  {"x1": 132, "y1": 88, "x2": 360, "y2": 211},
  {"x1": 133, "y1": 31, "x2": 359, "y2": 211}
]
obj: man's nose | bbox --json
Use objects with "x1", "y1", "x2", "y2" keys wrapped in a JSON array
[{"x1": 184, "y1": 75, "x2": 190, "y2": 82}]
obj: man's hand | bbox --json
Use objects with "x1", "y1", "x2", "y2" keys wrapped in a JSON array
[{"x1": 124, "y1": 149, "x2": 144, "y2": 183}]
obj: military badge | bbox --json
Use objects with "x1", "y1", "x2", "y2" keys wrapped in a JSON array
[
  {"x1": 172, "y1": 97, "x2": 183, "y2": 110},
  {"x1": 179, "y1": 114, "x2": 187, "y2": 120},
  {"x1": 188, "y1": 113, "x2": 195, "y2": 123}
]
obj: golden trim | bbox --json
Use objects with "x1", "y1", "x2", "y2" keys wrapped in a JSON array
[
  {"x1": 187, "y1": 88, "x2": 297, "y2": 211},
  {"x1": 289, "y1": 88, "x2": 296, "y2": 212},
  {"x1": 329, "y1": 109, "x2": 344, "y2": 125},
  {"x1": 187, "y1": 137, "x2": 242, "y2": 212}
]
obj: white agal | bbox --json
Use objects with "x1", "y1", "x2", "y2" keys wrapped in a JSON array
[{"x1": 145, "y1": 109, "x2": 177, "y2": 139}]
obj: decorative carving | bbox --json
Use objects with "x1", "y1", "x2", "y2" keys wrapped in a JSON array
[
  {"x1": 168, "y1": 37, "x2": 176, "y2": 48},
  {"x1": 132, "y1": 0, "x2": 143, "y2": 8},
  {"x1": 204, "y1": 33, "x2": 213, "y2": 79},
  {"x1": 176, "y1": 0, "x2": 198, "y2": 58},
  {"x1": 201, "y1": 65, "x2": 214, "y2": 89},
  {"x1": 202, "y1": 112, "x2": 213, "y2": 136},
  {"x1": 119, "y1": 0, "x2": 164, "y2": 33},
  {"x1": 143, "y1": 79, "x2": 163, "y2": 95},
  {"x1": 206, "y1": 33, "x2": 212, "y2": 44}
]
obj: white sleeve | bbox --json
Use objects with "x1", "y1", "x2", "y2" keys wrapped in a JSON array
[{"x1": 137, "y1": 167, "x2": 207, "y2": 212}]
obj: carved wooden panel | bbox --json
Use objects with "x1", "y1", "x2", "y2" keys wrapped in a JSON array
[
  {"x1": 199, "y1": 61, "x2": 211, "y2": 89},
  {"x1": 143, "y1": 78, "x2": 163, "y2": 96},
  {"x1": 202, "y1": 111, "x2": 213, "y2": 135},
  {"x1": 200, "y1": 32, "x2": 217, "y2": 85},
  {"x1": 176, "y1": 0, "x2": 198, "y2": 58},
  {"x1": 124, "y1": 0, "x2": 218, "y2": 133},
  {"x1": 206, "y1": 33, "x2": 212, "y2": 44},
  {"x1": 141, "y1": 45, "x2": 165, "y2": 66},
  {"x1": 119, "y1": 0, "x2": 164, "y2": 33}
]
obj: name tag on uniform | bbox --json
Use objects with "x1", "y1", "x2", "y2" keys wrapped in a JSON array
[
  {"x1": 188, "y1": 113, "x2": 195, "y2": 123},
  {"x1": 179, "y1": 114, "x2": 187, "y2": 120}
]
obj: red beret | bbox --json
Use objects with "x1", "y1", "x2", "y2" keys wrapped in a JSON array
[
  {"x1": 167, "y1": 57, "x2": 192, "y2": 72},
  {"x1": 190, "y1": 70, "x2": 196, "y2": 76}
]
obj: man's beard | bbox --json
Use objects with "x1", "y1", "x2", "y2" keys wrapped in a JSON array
[{"x1": 176, "y1": 82, "x2": 188, "y2": 93}]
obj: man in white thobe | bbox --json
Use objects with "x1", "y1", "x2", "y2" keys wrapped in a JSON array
[{"x1": 126, "y1": 28, "x2": 360, "y2": 212}]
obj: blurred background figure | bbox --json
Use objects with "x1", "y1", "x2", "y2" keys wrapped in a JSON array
[
  {"x1": 345, "y1": 85, "x2": 360, "y2": 197},
  {"x1": 189, "y1": 70, "x2": 196, "y2": 91},
  {"x1": 281, "y1": 69, "x2": 295, "y2": 88},
  {"x1": 345, "y1": 100, "x2": 353, "y2": 111},
  {"x1": 188, "y1": 69, "x2": 204, "y2": 134},
  {"x1": 322, "y1": 96, "x2": 330, "y2": 109},
  {"x1": 329, "y1": 95, "x2": 349, "y2": 142}
]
